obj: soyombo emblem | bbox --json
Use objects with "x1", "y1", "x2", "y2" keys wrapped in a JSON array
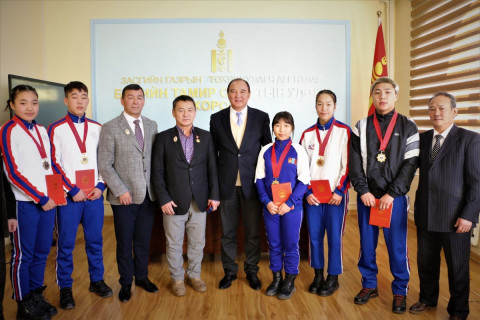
[{"x1": 211, "y1": 31, "x2": 232, "y2": 73}]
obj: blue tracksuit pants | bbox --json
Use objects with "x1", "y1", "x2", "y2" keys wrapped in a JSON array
[
  {"x1": 357, "y1": 195, "x2": 410, "y2": 295},
  {"x1": 10, "y1": 201, "x2": 55, "y2": 301},
  {"x1": 55, "y1": 196, "x2": 105, "y2": 288},
  {"x1": 263, "y1": 207, "x2": 302, "y2": 275},
  {"x1": 306, "y1": 193, "x2": 348, "y2": 275}
]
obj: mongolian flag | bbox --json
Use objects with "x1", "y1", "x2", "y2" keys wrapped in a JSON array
[{"x1": 368, "y1": 19, "x2": 388, "y2": 116}]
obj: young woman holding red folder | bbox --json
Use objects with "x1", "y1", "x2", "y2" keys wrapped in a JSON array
[
  {"x1": 0, "y1": 85, "x2": 59, "y2": 320},
  {"x1": 254, "y1": 111, "x2": 310, "y2": 300},
  {"x1": 299, "y1": 90, "x2": 351, "y2": 297}
]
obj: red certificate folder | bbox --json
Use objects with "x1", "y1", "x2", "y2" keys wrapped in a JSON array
[
  {"x1": 271, "y1": 182, "x2": 292, "y2": 206},
  {"x1": 369, "y1": 199, "x2": 393, "y2": 228},
  {"x1": 310, "y1": 180, "x2": 332, "y2": 203},
  {"x1": 45, "y1": 174, "x2": 66, "y2": 205},
  {"x1": 75, "y1": 169, "x2": 95, "y2": 195}
]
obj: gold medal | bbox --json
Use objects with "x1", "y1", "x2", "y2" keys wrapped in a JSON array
[
  {"x1": 377, "y1": 152, "x2": 386, "y2": 163},
  {"x1": 316, "y1": 156, "x2": 325, "y2": 167},
  {"x1": 125, "y1": 129, "x2": 130, "y2": 135},
  {"x1": 43, "y1": 160, "x2": 50, "y2": 170},
  {"x1": 173, "y1": 136, "x2": 178, "y2": 142},
  {"x1": 272, "y1": 180, "x2": 279, "y2": 185},
  {"x1": 196, "y1": 138, "x2": 200, "y2": 143},
  {"x1": 81, "y1": 154, "x2": 89, "y2": 164}
]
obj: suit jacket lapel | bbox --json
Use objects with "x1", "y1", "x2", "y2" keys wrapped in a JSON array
[
  {"x1": 171, "y1": 127, "x2": 189, "y2": 164},
  {"x1": 190, "y1": 129, "x2": 202, "y2": 166},
  {"x1": 432, "y1": 125, "x2": 458, "y2": 166},
  {"x1": 239, "y1": 106, "x2": 254, "y2": 151},
  {"x1": 221, "y1": 108, "x2": 238, "y2": 150},
  {"x1": 117, "y1": 113, "x2": 143, "y2": 153}
]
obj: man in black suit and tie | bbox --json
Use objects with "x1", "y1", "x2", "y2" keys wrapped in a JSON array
[
  {"x1": 151, "y1": 95, "x2": 219, "y2": 297},
  {"x1": 210, "y1": 78, "x2": 271, "y2": 290},
  {"x1": 410, "y1": 92, "x2": 480, "y2": 320}
]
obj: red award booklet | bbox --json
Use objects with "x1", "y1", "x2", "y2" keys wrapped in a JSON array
[
  {"x1": 369, "y1": 199, "x2": 393, "y2": 228},
  {"x1": 271, "y1": 182, "x2": 292, "y2": 206},
  {"x1": 75, "y1": 169, "x2": 95, "y2": 196},
  {"x1": 45, "y1": 174, "x2": 66, "y2": 205},
  {"x1": 310, "y1": 180, "x2": 332, "y2": 203}
]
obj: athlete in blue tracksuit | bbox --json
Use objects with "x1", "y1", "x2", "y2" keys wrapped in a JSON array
[
  {"x1": 350, "y1": 77, "x2": 419, "y2": 314},
  {"x1": 1, "y1": 85, "x2": 58, "y2": 320},
  {"x1": 48, "y1": 81, "x2": 112, "y2": 310},
  {"x1": 299, "y1": 90, "x2": 351, "y2": 297},
  {"x1": 255, "y1": 111, "x2": 310, "y2": 300}
]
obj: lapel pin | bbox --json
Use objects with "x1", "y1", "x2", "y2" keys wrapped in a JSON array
[
  {"x1": 125, "y1": 129, "x2": 130, "y2": 135},
  {"x1": 173, "y1": 136, "x2": 178, "y2": 142},
  {"x1": 196, "y1": 135, "x2": 200, "y2": 143}
]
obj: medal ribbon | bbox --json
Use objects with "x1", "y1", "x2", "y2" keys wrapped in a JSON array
[
  {"x1": 271, "y1": 139, "x2": 292, "y2": 180},
  {"x1": 315, "y1": 119, "x2": 336, "y2": 157},
  {"x1": 66, "y1": 115, "x2": 88, "y2": 154},
  {"x1": 12, "y1": 116, "x2": 47, "y2": 158},
  {"x1": 373, "y1": 111, "x2": 398, "y2": 152}
]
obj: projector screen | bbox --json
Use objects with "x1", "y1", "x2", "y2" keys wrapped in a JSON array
[{"x1": 91, "y1": 18, "x2": 350, "y2": 136}]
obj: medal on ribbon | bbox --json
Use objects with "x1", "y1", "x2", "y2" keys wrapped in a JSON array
[
  {"x1": 315, "y1": 119, "x2": 335, "y2": 167},
  {"x1": 271, "y1": 140, "x2": 292, "y2": 185},
  {"x1": 373, "y1": 111, "x2": 398, "y2": 163},
  {"x1": 66, "y1": 115, "x2": 89, "y2": 164},
  {"x1": 12, "y1": 116, "x2": 49, "y2": 170}
]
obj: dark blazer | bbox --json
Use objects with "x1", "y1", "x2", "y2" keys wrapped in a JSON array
[
  {"x1": 210, "y1": 107, "x2": 271, "y2": 200},
  {"x1": 414, "y1": 125, "x2": 480, "y2": 232},
  {"x1": 151, "y1": 126, "x2": 219, "y2": 215}
]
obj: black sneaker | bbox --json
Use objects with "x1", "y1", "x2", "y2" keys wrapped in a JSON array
[
  {"x1": 89, "y1": 280, "x2": 113, "y2": 298},
  {"x1": 354, "y1": 287, "x2": 379, "y2": 305},
  {"x1": 17, "y1": 293, "x2": 50, "y2": 320},
  {"x1": 318, "y1": 275, "x2": 339, "y2": 296},
  {"x1": 31, "y1": 286, "x2": 57, "y2": 317},
  {"x1": 59, "y1": 287, "x2": 75, "y2": 310},
  {"x1": 392, "y1": 295, "x2": 407, "y2": 314}
]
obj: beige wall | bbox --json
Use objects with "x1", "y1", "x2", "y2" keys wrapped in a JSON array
[{"x1": 1, "y1": 0, "x2": 414, "y2": 214}]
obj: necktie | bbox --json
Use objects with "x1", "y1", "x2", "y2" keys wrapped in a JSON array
[
  {"x1": 236, "y1": 112, "x2": 243, "y2": 126},
  {"x1": 133, "y1": 119, "x2": 144, "y2": 151},
  {"x1": 429, "y1": 134, "x2": 441, "y2": 164}
]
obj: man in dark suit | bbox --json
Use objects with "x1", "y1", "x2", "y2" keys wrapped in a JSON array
[
  {"x1": 210, "y1": 78, "x2": 271, "y2": 290},
  {"x1": 98, "y1": 84, "x2": 158, "y2": 303},
  {"x1": 410, "y1": 92, "x2": 480, "y2": 320},
  {"x1": 151, "y1": 95, "x2": 219, "y2": 297}
]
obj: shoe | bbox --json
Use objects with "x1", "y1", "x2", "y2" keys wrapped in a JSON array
[
  {"x1": 31, "y1": 286, "x2": 57, "y2": 317},
  {"x1": 189, "y1": 278, "x2": 207, "y2": 292},
  {"x1": 59, "y1": 287, "x2": 75, "y2": 310},
  {"x1": 277, "y1": 273, "x2": 296, "y2": 300},
  {"x1": 409, "y1": 301, "x2": 435, "y2": 314},
  {"x1": 218, "y1": 274, "x2": 237, "y2": 289},
  {"x1": 308, "y1": 269, "x2": 324, "y2": 294},
  {"x1": 392, "y1": 295, "x2": 407, "y2": 314},
  {"x1": 89, "y1": 280, "x2": 113, "y2": 298},
  {"x1": 135, "y1": 278, "x2": 158, "y2": 293},
  {"x1": 17, "y1": 293, "x2": 50, "y2": 320},
  {"x1": 318, "y1": 275, "x2": 339, "y2": 296},
  {"x1": 266, "y1": 271, "x2": 283, "y2": 296},
  {"x1": 118, "y1": 284, "x2": 132, "y2": 303},
  {"x1": 246, "y1": 273, "x2": 261, "y2": 291},
  {"x1": 171, "y1": 280, "x2": 186, "y2": 296},
  {"x1": 354, "y1": 288, "x2": 379, "y2": 305}
]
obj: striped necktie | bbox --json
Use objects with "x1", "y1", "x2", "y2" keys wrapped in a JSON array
[{"x1": 429, "y1": 134, "x2": 442, "y2": 164}]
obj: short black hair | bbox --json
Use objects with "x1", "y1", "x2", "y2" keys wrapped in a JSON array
[
  {"x1": 316, "y1": 89, "x2": 337, "y2": 104},
  {"x1": 64, "y1": 81, "x2": 88, "y2": 97},
  {"x1": 172, "y1": 95, "x2": 196, "y2": 110},
  {"x1": 227, "y1": 78, "x2": 251, "y2": 93},
  {"x1": 428, "y1": 92, "x2": 456, "y2": 109},
  {"x1": 122, "y1": 84, "x2": 144, "y2": 99},
  {"x1": 272, "y1": 111, "x2": 295, "y2": 132},
  {"x1": 5, "y1": 85, "x2": 38, "y2": 111}
]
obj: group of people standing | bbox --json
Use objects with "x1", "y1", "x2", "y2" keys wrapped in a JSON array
[{"x1": 0, "y1": 76, "x2": 478, "y2": 320}]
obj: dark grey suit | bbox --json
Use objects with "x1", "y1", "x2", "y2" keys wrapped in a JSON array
[
  {"x1": 98, "y1": 113, "x2": 158, "y2": 285},
  {"x1": 414, "y1": 125, "x2": 480, "y2": 318},
  {"x1": 210, "y1": 106, "x2": 271, "y2": 275}
]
